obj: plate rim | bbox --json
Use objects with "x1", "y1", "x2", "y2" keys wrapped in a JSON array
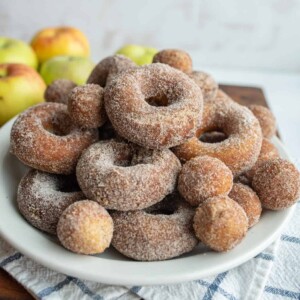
[{"x1": 0, "y1": 116, "x2": 296, "y2": 285}]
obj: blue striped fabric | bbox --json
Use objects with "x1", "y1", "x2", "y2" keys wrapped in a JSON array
[{"x1": 0, "y1": 202, "x2": 299, "y2": 299}]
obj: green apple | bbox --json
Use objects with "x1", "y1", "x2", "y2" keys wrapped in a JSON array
[
  {"x1": 116, "y1": 45, "x2": 158, "y2": 65},
  {"x1": 0, "y1": 37, "x2": 38, "y2": 69},
  {"x1": 40, "y1": 56, "x2": 94, "y2": 85},
  {"x1": 0, "y1": 63, "x2": 46, "y2": 126}
]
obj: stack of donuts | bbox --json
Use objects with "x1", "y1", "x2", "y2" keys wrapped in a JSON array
[{"x1": 10, "y1": 49, "x2": 300, "y2": 261}]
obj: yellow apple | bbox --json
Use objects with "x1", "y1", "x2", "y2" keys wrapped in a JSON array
[
  {"x1": 0, "y1": 63, "x2": 46, "y2": 126},
  {"x1": 31, "y1": 27, "x2": 90, "y2": 64},
  {"x1": 40, "y1": 56, "x2": 94, "y2": 85},
  {"x1": 0, "y1": 37, "x2": 38, "y2": 69},
  {"x1": 116, "y1": 45, "x2": 158, "y2": 65}
]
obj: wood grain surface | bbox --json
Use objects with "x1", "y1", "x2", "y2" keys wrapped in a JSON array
[{"x1": 0, "y1": 85, "x2": 269, "y2": 300}]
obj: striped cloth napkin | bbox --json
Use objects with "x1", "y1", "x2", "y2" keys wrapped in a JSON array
[{"x1": 0, "y1": 200, "x2": 299, "y2": 300}]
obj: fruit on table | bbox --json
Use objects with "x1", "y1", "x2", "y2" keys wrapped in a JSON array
[
  {"x1": 0, "y1": 37, "x2": 38, "y2": 69},
  {"x1": 40, "y1": 56, "x2": 95, "y2": 85},
  {"x1": 0, "y1": 63, "x2": 46, "y2": 126},
  {"x1": 116, "y1": 44, "x2": 157, "y2": 65},
  {"x1": 31, "y1": 27, "x2": 90, "y2": 64}
]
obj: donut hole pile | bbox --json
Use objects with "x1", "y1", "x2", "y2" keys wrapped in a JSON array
[{"x1": 10, "y1": 49, "x2": 300, "y2": 261}]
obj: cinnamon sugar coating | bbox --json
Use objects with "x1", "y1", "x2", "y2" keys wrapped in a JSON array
[
  {"x1": 104, "y1": 63, "x2": 203, "y2": 149},
  {"x1": 249, "y1": 105, "x2": 276, "y2": 138},
  {"x1": 45, "y1": 79, "x2": 77, "y2": 105},
  {"x1": 188, "y1": 71, "x2": 218, "y2": 102},
  {"x1": 68, "y1": 84, "x2": 106, "y2": 128},
  {"x1": 76, "y1": 139, "x2": 181, "y2": 211},
  {"x1": 229, "y1": 183, "x2": 262, "y2": 227},
  {"x1": 252, "y1": 158, "x2": 300, "y2": 210},
  {"x1": 173, "y1": 93, "x2": 263, "y2": 175},
  {"x1": 57, "y1": 200, "x2": 113, "y2": 254},
  {"x1": 178, "y1": 156, "x2": 233, "y2": 206},
  {"x1": 153, "y1": 49, "x2": 193, "y2": 73},
  {"x1": 111, "y1": 194, "x2": 198, "y2": 261},
  {"x1": 10, "y1": 103, "x2": 98, "y2": 174},
  {"x1": 193, "y1": 196, "x2": 248, "y2": 252},
  {"x1": 87, "y1": 54, "x2": 136, "y2": 87},
  {"x1": 17, "y1": 169, "x2": 84, "y2": 234},
  {"x1": 245, "y1": 138, "x2": 279, "y2": 181}
]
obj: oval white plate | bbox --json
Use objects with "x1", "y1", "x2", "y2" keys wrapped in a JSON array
[{"x1": 0, "y1": 117, "x2": 296, "y2": 285}]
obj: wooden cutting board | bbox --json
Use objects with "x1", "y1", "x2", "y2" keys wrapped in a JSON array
[{"x1": 0, "y1": 84, "x2": 270, "y2": 300}]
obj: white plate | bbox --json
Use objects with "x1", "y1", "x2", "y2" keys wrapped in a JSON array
[{"x1": 0, "y1": 117, "x2": 296, "y2": 285}]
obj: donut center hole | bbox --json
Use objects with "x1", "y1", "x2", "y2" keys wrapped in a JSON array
[
  {"x1": 147, "y1": 207, "x2": 176, "y2": 215},
  {"x1": 146, "y1": 196, "x2": 178, "y2": 215},
  {"x1": 199, "y1": 131, "x2": 228, "y2": 143},
  {"x1": 57, "y1": 175, "x2": 81, "y2": 193},
  {"x1": 146, "y1": 93, "x2": 169, "y2": 107},
  {"x1": 43, "y1": 114, "x2": 72, "y2": 136}
]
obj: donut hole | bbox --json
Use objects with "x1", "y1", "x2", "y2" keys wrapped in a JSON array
[
  {"x1": 199, "y1": 130, "x2": 228, "y2": 144},
  {"x1": 146, "y1": 93, "x2": 169, "y2": 107},
  {"x1": 42, "y1": 113, "x2": 73, "y2": 136}
]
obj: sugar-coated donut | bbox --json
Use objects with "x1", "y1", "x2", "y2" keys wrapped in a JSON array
[
  {"x1": 173, "y1": 93, "x2": 262, "y2": 175},
  {"x1": 153, "y1": 49, "x2": 193, "y2": 73},
  {"x1": 229, "y1": 183, "x2": 262, "y2": 227},
  {"x1": 252, "y1": 158, "x2": 300, "y2": 210},
  {"x1": 45, "y1": 79, "x2": 77, "y2": 105},
  {"x1": 10, "y1": 103, "x2": 98, "y2": 174},
  {"x1": 17, "y1": 169, "x2": 84, "y2": 234},
  {"x1": 249, "y1": 105, "x2": 276, "y2": 138},
  {"x1": 193, "y1": 196, "x2": 248, "y2": 252},
  {"x1": 111, "y1": 194, "x2": 198, "y2": 261},
  {"x1": 87, "y1": 54, "x2": 136, "y2": 87},
  {"x1": 68, "y1": 84, "x2": 106, "y2": 128},
  {"x1": 188, "y1": 71, "x2": 218, "y2": 102},
  {"x1": 178, "y1": 156, "x2": 233, "y2": 206},
  {"x1": 104, "y1": 63, "x2": 203, "y2": 149},
  {"x1": 76, "y1": 139, "x2": 181, "y2": 211},
  {"x1": 57, "y1": 200, "x2": 113, "y2": 254},
  {"x1": 245, "y1": 138, "x2": 279, "y2": 181}
]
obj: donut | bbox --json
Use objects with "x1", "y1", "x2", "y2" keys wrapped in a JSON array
[
  {"x1": 252, "y1": 158, "x2": 300, "y2": 210},
  {"x1": 245, "y1": 138, "x2": 279, "y2": 181},
  {"x1": 249, "y1": 105, "x2": 276, "y2": 138},
  {"x1": 10, "y1": 103, "x2": 98, "y2": 174},
  {"x1": 57, "y1": 200, "x2": 113, "y2": 254},
  {"x1": 152, "y1": 49, "x2": 193, "y2": 73},
  {"x1": 45, "y1": 79, "x2": 77, "y2": 105},
  {"x1": 17, "y1": 169, "x2": 84, "y2": 234},
  {"x1": 87, "y1": 54, "x2": 136, "y2": 87},
  {"x1": 104, "y1": 63, "x2": 203, "y2": 149},
  {"x1": 178, "y1": 156, "x2": 233, "y2": 206},
  {"x1": 111, "y1": 194, "x2": 198, "y2": 261},
  {"x1": 229, "y1": 183, "x2": 262, "y2": 227},
  {"x1": 173, "y1": 93, "x2": 262, "y2": 175},
  {"x1": 188, "y1": 71, "x2": 218, "y2": 102},
  {"x1": 193, "y1": 196, "x2": 248, "y2": 252},
  {"x1": 76, "y1": 139, "x2": 181, "y2": 211},
  {"x1": 68, "y1": 84, "x2": 106, "y2": 128}
]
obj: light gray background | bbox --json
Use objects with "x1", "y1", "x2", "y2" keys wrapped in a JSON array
[{"x1": 1, "y1": 0, "x2": 300, "y2": 71}]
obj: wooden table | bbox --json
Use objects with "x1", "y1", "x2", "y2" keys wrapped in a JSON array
[{"x1": 0, "y1": 84, "x2": 269, "y2": 300}]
